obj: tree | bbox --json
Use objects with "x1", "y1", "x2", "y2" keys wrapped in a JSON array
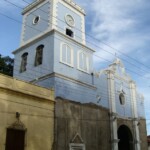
[{"x1": 0, "y1": 54, "x2": 14, "y2": 76}]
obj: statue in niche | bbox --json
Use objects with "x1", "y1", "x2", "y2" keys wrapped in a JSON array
[
  {"x1": 35, "y1": 45, "x2": 44, "y2": 66},
  {"x1": 20, "y1": 52, "x2": 28, "y2": 73}
]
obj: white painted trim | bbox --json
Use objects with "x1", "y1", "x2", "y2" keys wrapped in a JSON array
[
  {"x1": 60, "y1": 42, "x2": 74, "y2": 67},
  {"x1": 53, "y1": 29, "x2": 95, "y2": 52},
  {"x1": 69, "y1": 143, "x2": 85, "y2": 150},
  {"x1": 20, "y1": 28, "x2": 51, "y2": 47},
  {"x1": 107, "y1": 71, "x2": 118, "y2": 150},
  {"x1": 71, "y1": 133, "x2": 84, "y2": 143},
  {"x1": 114, "y1": 73, "x2": 132, "y2": 83},
  {"x1": 20, "y1": 13, "x2": 27, "y2": 46},
  {"x1": 47, "y1": 0, "x2": 52, "y2": 30},
  {"x1": 130, "y1": 82, "x2": 141, "y2": 150},
  {"x1": 22, "y1": 0, "x2": 46, "y2": 15},
  {"x1": 31, "y1": 72, "x2": 96, "y2": 90},
  {"x1": 15, "y1": 29, "x2": 95, "y2": 54},
  {"x1": 81, "y1": 15, "x2": 86, "y2": 45},
  {"x1": 77, "y1": 50, "x2": 90, "y2": 73},
  {"x1": 59, "y1": 0, "x2": 85, "y2": 16},
  {"x1": 32, "y1": 15, "x2": 40, "y2": 25},
  {"x1": 51, "y1": 0, "x2": 58, "y2": 30},
  {"x1": 25, "y1": 1, "x2": 50, "y2": 17}
]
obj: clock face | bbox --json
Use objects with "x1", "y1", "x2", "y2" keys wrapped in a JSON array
[{"x1": 65, "y1": 15, "x2": 75, "y2": 27}]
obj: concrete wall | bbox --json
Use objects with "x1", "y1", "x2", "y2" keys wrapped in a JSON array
[
  {"x1": 0, "y1": 74, "x2": 55, "y2": 150},
  {"x1": 139, "y1": 119, "x2": 148, "y2": 150},
  {"x1": 54, "y1": 98, "x2": 111, "y2": 150}
]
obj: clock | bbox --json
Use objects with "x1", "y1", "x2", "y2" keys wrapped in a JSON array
[{"x1": 65, "y1": 14, "x2": 75, "y2": 27}]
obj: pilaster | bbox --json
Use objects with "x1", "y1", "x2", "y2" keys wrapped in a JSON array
[
  {"x1": 81, "y1": 15, "x2": 86, "y2": 45},
  {"x1": 130, "y1": 81, "x2": 141, "y2": 150},
  {"x1": 51, "y1": 0, "x2": 58, "y2": 30}
]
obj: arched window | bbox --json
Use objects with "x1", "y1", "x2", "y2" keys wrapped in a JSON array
[
  {"x1": 35, "y1": 45, "x2": 44, "y2": 66},
  {"x1": 60, "y1": 43, "x2": 73, "y2": 66},
  {"x1": 78, "y1": 51, "x2": 89, "y2": 73},
  {"x1": 119, "y1": 93, "x2": 125, "y2": 105},
  {"x1": 20, "y1": 52, "x2": 28, "y2": 73}
]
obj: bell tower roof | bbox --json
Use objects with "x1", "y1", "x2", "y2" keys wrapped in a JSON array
[
  {"x1": 62, "y1": 0, "x2": 85, "y2": 15},
  {"x1": 22, "y1": 0, "x2": 85, "y2": 15},
  {"x1": 22, "y1": 0, "x2": 46, "y2": 15}
]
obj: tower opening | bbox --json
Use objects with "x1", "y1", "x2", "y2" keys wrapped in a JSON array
[{"x1": 66, "y1": 28, "x2": 74, "y2": 37}]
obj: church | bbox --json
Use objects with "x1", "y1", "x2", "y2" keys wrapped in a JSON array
[{"x1": 11, "y1": 0, "x2": 147, "y2": 149}]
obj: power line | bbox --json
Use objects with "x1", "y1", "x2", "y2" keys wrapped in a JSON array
[
  {"x1": 0, "y1": 97, "x2": 150, "y2": 122},
  {"x1": 0, "y1": 0, "x2": 149, "y2": 135},
  {"x1": 7, "y1": 66, "x2": 148, "y2": 109},
  {"x1": 0, "y1": 0, "x2": 149, "y2": 117},
  {"x1": 21, "y1": 0, "x2": 150, "y2": 71},
  {"x1": 3, "y1": 0, "x2": 150, "y2": 75}
]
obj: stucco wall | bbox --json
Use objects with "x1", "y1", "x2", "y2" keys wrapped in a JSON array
[
  {"x1": 54, "y1": 98, "x2": 111, "y2": 150},
  {"x1": 57, "y1": 1, "x2": 83, "y2": 43},
  {"x1": 115, "y1": 78, "x2": 132, "y2": 117},
  {"x1": 13, "y1": 33, "x2": 54, "y2": 81},
  {"x1": 139, "y1": 119, "x2": 148, "y2": 150},
  {"x1": 0, "y1": 74, "x2": 54, "y2": 150},
  {"x1": 23, "y1": 1, "x2": 51, "y2": 42}
]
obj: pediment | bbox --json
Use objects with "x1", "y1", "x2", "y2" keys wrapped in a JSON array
[
  {"x1": 8, "y1": 119, "x2": 26, "y2": 130},
  {"x1": 108, "y1": 58, "x2": 131, "y2": 80},
  {"x1": 71, "y1": 133, "x2": 84, "y2": 144}
]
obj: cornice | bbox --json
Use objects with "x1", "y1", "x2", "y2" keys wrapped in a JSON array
[
  {"x1": 12, "y1": 29, "x2": 54, "y2": 54},
  {"x1": 13, "y1": 29, "x2": 95, "y2": 54},
  {"x1": 61, "y1": 0, "x2": 85, "y2": 15},
  {"x1": 31, "y1": 72, "x2": 97, "y2": 90},
  {"x1": 54, "y1": 29, "x2": 95, "y2": 52},
  {"x1": 22, "y1": 0, "x2": 46, "y2": 15},
  {"x1": 0, "y1": 74, "x2": 55, "y2": 102}
]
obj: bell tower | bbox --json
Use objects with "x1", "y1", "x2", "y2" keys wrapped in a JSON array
[
  {"x1": 13, "y1": 0, "x2": 95, "y2": 101},
  {"x1": 20, "y1": 0, "x2": 86, "y2": 46}
]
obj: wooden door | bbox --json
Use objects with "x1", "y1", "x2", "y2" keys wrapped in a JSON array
[{"x1": 5, "y1": 128, "x2": 25, "y2": 150}]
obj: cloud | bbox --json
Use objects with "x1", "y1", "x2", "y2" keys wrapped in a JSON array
[
  {"x1": 75, "y1": 0, "x2": 150, "y2": 134},
  {"x1": 75, "y1": 0, "x2": 150, "y2": 65}
]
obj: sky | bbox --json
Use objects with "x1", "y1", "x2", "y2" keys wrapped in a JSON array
[{"x1": 0, "y1": 0, "x2": 150, "y2": 134}]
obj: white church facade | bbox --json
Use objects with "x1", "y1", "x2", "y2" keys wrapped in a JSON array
[{"x1": 12, "y1": 0, "x2": 147, "y2": 150}]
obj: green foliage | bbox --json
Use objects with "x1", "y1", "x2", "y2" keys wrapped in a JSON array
[{"x1": 0, "y1": 54, "x2": 14, "y2": 76}]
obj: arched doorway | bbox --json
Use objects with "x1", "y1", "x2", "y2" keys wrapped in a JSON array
[{"x1": 118, "y1": 125, "x2": 133, "y2": 150}]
